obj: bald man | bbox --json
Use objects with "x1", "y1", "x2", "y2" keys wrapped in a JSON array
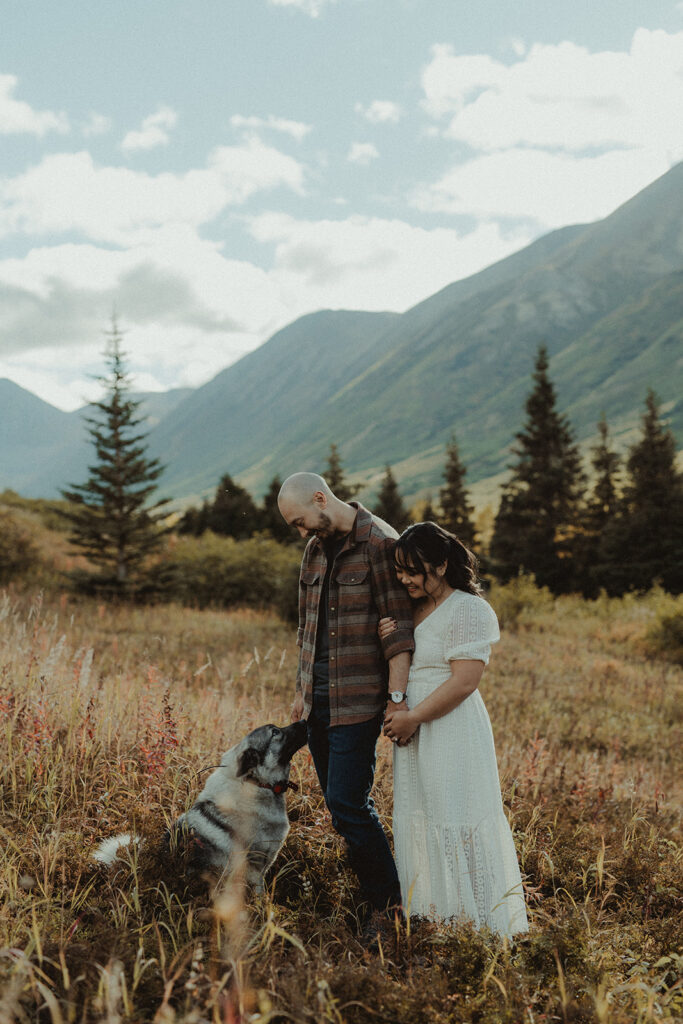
[{"x1": 278, "y1": 473, "x2": 414, "y2": 931}]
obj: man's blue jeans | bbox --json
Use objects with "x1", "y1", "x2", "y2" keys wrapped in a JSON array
[{"x1": 307, "y1": 695, "x2": 401, "y2": 913}]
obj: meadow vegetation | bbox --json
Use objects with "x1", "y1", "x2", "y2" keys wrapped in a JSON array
[{"x1": 0, "y1": 580, "x2": 680, "y2": 1023}]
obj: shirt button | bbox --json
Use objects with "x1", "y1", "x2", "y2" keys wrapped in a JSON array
[
  {"x1": 330, "y1": 655, "x2": 335, "y2": 661},
  {"x1": 330, "y1": 606, "x2": 336, "y2": 612},
  {"x1": 330, "y1": 631, "x2": 335, "y2": 636}
]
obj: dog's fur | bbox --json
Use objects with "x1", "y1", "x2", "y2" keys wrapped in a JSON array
[{"x1": 94, "y1": 721, "x2": 308, "y2": 891}]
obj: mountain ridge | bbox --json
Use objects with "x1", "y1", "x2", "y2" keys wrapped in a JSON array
[{"x1": 2, "y1": 163, "x2": 682, "y2": 504}]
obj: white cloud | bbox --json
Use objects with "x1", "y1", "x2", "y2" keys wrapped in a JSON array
[
  {"x1": 82, "y1": 112, "x2": 112, "y2": 137},
  {"x1": 421, "y1": 30, "x2": 683, "y2": 155},
  {"x1": 416, "y1": 28, "x2": 683, "y2": 230},
  {"x1": 121, "y1": 106, "x2": 178, "y2": 152},
  {"x1": 268, "y1": 0, "x2": 335, "y2": 16},
  {"x1": 0, "y1": 74, "x2": 69, "y2": 136},
  {"x1": 230, "y1": 114, "x2": 312, "y2": 140},
  {"x1": 355, "y1": 100, "x2": 402, "y2": 123},
  {"x1": 0, "y1": 140, "x2": 306, "y2": 245},
  {"x1": 0, "y1": 227, "x2": 291, "y2": 407},
  {"x1": 248, "y1": 211, "x2": 531, "y2": 313},
  {"x1": 413, "y1": 147, "x2": 670, "y2": 228},
  {"x1": 347, "y1": 141, "x2": 379, "y2": 165}
]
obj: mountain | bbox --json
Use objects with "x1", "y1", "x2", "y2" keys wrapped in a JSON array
[
  {"x1": 0, "y1": 385, "x2": 193, "y2": 499},
  {"x1": 2, "y1": 163, "x2": 682, "y2": 505},
  {"x1": 151, "y1": 162, "x2": 683, "y2": 500},
  {"x1": 0, "y1": 379, "x2": 78, "y2": 494},
  {"x1": 147, "y1": 310, "x2": 400, "y2": 498}
]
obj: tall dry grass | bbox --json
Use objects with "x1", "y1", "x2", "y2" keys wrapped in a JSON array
[{"x1": 0, "y1": 583, "x2": 680, "y2": 1023}]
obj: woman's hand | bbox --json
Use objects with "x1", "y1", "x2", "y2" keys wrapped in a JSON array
[
  {"x1": 383, "y1": 706, "x2": 418, "y2": 745},
  {"x1": 378, "y1": 616, "x2": 397, "y2": 640}
]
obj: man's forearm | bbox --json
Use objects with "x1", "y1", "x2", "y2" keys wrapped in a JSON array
[{"x1": 387, "y1": 651, "x2": 411, "y2": 693}]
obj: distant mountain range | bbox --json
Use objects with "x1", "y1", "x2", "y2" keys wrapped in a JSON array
[{"x1": 2, "y1": 163, "x2": 682, "y2": 506}]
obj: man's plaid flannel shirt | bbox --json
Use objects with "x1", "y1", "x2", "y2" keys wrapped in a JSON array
[{"x1": 296, "y1": 502, "x2": 415, "y2": 726}]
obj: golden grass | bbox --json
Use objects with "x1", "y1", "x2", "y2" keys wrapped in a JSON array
[{"x1": 0, "y1": 584, "x2": 681, "y2": 1023}]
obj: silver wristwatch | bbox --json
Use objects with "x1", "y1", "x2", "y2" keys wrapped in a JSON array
[{"x1": 390, "y1": 690, "x2": 407, "y2": 704}]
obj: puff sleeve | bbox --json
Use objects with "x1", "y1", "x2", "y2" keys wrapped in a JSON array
[{"x1": 443, "y1": 593, "x2": 500, "y2": 666}]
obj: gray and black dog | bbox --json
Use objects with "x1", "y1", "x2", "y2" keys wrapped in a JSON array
[{"x1": 94, "y1": 720, "x2": 308, "y2": 891}]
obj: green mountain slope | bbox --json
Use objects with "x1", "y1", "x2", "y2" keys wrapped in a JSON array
[
  {"x1": 147, "y1": 310, "x2": 400, "y2": 497},
  {"x1": 3, "y1": 164, "x2": 682, "y2": 505}
]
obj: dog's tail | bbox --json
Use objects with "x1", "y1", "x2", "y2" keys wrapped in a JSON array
[{"x1": 92, "y1": 833, "x2": 139, "y2": 866}]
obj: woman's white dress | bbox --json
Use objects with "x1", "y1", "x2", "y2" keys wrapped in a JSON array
[{"x1": 393, "y1": 590, "x2": 528, "y2": 935}]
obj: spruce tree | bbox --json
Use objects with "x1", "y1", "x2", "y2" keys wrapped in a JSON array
[
  {"x1": 439, "y1": 434, "x2": 476, "y2": 548},
  {"x1": 373, "y1": 466, "x2": 411, "y2": 533},
  {"x1": 206, "y1": 473, "x2": 260, "y2": 539},
  {"x1": 490, "y1": 345, "x2": 585, "y2": 592},
  {"x1": 601, "y1": 391, "x2": 683, "y2": 594},
  {"x1": 324, "y1": 444, "x2": 360, "y2": 502},
  {"x1": 578, "y1": 416, "x2": 621, "y2": 596},
  {"x1": 421, "y1": 496, "x2": 440, "y2": 525},
  {"x1": 260, "y1": 475, "x2": 294, "y2": 543},
  {"x1": 60, "y1": 319, "x2": 169, "y2": 595}
]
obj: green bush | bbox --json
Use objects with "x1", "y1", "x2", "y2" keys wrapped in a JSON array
[
  {"x1": 488, "y1": 572, "x2": 554, "y2": 630},
  {"x1": 642, "y1": 596, "x2": 683, "y2": 665},
  {"x1": 0, "y1": 510, "x2": 39, "y2": 583},
  {"x1": 161, "y1": 532, "x2": 301, "y2": 621}
]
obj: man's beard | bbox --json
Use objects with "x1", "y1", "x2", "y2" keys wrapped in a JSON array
[{"x1": 312, "y1": 511, "x2": 335, "y2": 538}]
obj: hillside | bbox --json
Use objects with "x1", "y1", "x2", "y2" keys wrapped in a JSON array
[
  {"x1": 0, "y1": 385, "x2": 194, "y2": 498},
  {"x1": 2, "y1": 163, "x2": 682, "y2": 503}
]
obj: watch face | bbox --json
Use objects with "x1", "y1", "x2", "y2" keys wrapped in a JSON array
[{"x1": 391, "y1": 692, "x2": 404, "y2": 703}]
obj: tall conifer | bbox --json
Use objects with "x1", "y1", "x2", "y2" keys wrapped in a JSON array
[
  {"x1": 490, "y1": 345, "x2": 584, "y2": 592},
  {"x1": 261, "y1": 475, "x2": 295, "y2": 543},
  {"x1": 206, "y1": 473, "x2": 260, "y2": 539},
  {"x1": 60, "y1": 319, "x2": 169, "y2": 594},
  {"x1": 439, "y1": 434, "x2": 476, "y2": 548},
  {"x1": 373, "y1": 466, "x2": 410, "y2": 533},
  {"x1": 579, "y1": 415, "x2": 621, "y2": 596},
  {"x1": 324, "y1": 444, "x2": 360, "y2": 502},
  {"x1": 601, "y1": 391, "x2": 683, "y2": 593}
]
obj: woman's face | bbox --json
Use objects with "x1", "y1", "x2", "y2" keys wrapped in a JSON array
[{"x1": 394, "y1": 556, "x2": 445, "y2": 600}]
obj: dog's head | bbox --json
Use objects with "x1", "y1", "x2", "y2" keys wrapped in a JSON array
[{"x1": 234, "y1": 720, "x2": 308, "y2": 789}]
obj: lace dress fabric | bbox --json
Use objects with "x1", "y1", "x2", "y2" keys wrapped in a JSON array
[{"x1": 393, "y1": 590, "x2": 528, "y2": 935}]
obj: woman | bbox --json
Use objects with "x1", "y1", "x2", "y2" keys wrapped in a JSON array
[{"x1": 381, "y1": 522, "x2": 528, "y2": 935}]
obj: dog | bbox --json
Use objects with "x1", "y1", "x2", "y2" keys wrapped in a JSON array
[{"x1": 94, "y1": 720, "x2": 308, "y2": 892}]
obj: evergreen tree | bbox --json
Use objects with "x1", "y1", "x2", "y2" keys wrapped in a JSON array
[
  {"x1": 373, "y1": 466, "x2": 411, "y2": 533},
  {"x1": 421, "y1": 495, "x2": 440, "y2": 525},
  {"x1": 577, "y1": 416, "x2": 621, "y2": 597},
  {"x1": 601, "y1": 391, "x2": 683, "y2": 594},
  {"x1": 206, "y1": 473, "x2": 260, "y2": 539},
  {"x1": 60, "y1": 319, "x2": 170, "y2": 595},
  {"x1": 490, "y1": 345, "x2": 585, "y2": 592},
  {"x1": 324, "y1": 444, "x2": 361, "y2": 502},
  {"x1": 439, "y1": 434, "x2": 476, "y2": 548},
  {"x1": 590, "y1": 416, "x2": 621, "y2": 526},
  {"x1": 177, "y1": 500, "x2": 211, "y2": 536},
  {"x1": 260, "y1": 475, "x2": 294, "y2": 543}
]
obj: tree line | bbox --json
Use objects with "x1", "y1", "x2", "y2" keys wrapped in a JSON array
[{"x1": 54, "y1": 322, "x2": 683, "y2": 600}]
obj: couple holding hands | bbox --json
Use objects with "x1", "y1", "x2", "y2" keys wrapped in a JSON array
[{"x1": 278, "y1": 473, "x2": 528, "y2": 940}]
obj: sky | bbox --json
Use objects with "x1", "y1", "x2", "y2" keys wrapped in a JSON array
[{"x1": 1, "y1": 0, "x2": 682, "y2": 411}]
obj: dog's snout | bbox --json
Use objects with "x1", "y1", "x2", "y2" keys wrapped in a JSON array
[{"x1": 282, "y1": 719, "x2": 308, "y2": 756}]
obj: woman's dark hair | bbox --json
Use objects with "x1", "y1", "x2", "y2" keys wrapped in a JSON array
[{"x1": 394, "y1": 521, "x2": 482, "y2": 596}]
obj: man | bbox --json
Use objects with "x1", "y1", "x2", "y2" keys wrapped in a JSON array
[{"x1": 278, "y1": 472, "x2": 414, "y2": 932}]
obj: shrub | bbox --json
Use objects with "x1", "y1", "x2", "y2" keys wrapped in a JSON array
[
  {"x1": 0, "y1": 510, "x2": 39, "y2": 583},
  {"x1": 642, "y1": 595, "x2": 683, "y2": 665},
  {"x1": 488, "y1": 573, "x2": 554, "y2": 631},
  {"x1": 160, "y1": 532, "x2": 301, "y2": 620}
]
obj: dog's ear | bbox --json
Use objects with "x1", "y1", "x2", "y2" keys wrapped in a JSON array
[{"x1": 236, "y1": 747, "x2": 260, "y2": 777}]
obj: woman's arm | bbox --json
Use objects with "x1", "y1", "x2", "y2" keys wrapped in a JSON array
[{"x1": 384, "y1": 659, "x2": 485, "y2": 742}]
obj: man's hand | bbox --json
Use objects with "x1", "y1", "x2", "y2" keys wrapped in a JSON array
[
  {"x1": 384, "y1": 704, "x2": 418, "y2": 746},
  {"x1": 291, "y1": 692, "x2": 305, "y2": 722}
]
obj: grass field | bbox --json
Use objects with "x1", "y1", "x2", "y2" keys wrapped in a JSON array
[{"x1": 0, "y1": 582, "x2": 681, "y2": 1023}]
